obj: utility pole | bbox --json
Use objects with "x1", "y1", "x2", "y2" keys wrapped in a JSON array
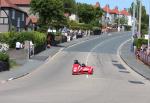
[
  {"x1": 105, "y1": 0, "x2": 109, "y2": 33},
  {"x1": 138, "y1": 0, "x2": 142, "y2": 38},
  {"x1": 132, "y1": 0, "x2": 136, "y2": 42},
  {"x1": 148, "y1": 1, "x2": 150, "y2": 54},
  {"x1": 0, "y1": 0, "x2": 1, "y2": 17},
  {"x1": 106, "y1": 4, "x2": 108, "y2": 31},
  {"x1": 118, "y1": 8, "x2": 120, "y2": 32}
]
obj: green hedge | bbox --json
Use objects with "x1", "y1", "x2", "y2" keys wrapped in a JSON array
[
  {"x1": 0, "y1": 31, "x2": 46, "y2": 48},
  {"x1": 124, "y1": 25, "x2": 131, "y2": 31},
  {"x1": 69, "y1": 21, "x2": 93, "y2": 30},
  {"x1": 134, "y1": 38, "x2": 148, "y2": 49},
  {"x1": 0, "y1": 52, "x2": 9, "y2": 62}
]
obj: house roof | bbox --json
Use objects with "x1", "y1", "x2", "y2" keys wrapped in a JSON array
[
  {"x1": 0, "y1": 0, "x2": 27, "y2": 13},
  {"x1": 111, "y1": 7, "x2": 120, "y2": 14},
  {"x1": 0, "y1": 0, "x2": 19, "y2": 9},
  {"x1": 120, "y1": 9, "x2": 130, "y2": 16},
  {"x1": 10, "y1": 0, "x2": 31, "y2": 5},
  {"x1": 103, "y1": 5, "x2": 112, "y2": 13},
  {"x1": 102, "y1": 5, "x2": 130, "y2": 16}
]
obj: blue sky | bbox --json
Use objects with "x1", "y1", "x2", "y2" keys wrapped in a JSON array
[
  {"x1": 76, "y1": 0, "x2": 149, "y2": 13},
  {"x1": 76, "y1": 0, "x2": 133, "y2": 10}
]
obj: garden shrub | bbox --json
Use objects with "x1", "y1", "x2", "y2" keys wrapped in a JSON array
[
  {"x1": 0, "y1": 52, "x2": 10, "y2": 71},
  {"x1": 134, "y1": 38, "x2": 148, "y2": 49},
  {"x1": 69, "y1": 21, "x2": 93, "y2": 30},
  {"x1": 0, "y1": 32, "x2": 18, "y2": 48},
  {"x1": 0, "y1": 52, "x2": 9, "y2": 62},
  {"x1": 0, "y1": 31, "x2": 46, "y2": 48}
]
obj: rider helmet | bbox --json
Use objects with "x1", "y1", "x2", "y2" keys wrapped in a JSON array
[
  {"x1": 74, "y1": 60, "x2": 79, "y2": 64},
  {"x1": 81, "y1": 63, "x2": 86, "y2": 67}
]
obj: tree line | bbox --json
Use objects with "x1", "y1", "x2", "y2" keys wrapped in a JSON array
[{"x1": 30, "y1": 0, "x2": 103, "y2": 32}]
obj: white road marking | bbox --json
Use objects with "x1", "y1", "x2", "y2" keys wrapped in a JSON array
[
  {"x1": 67, "y1": 36, "x2": 100, "y2": 49},
  {"x1": 8, "y1": 78, "x2": 13, "y2": 81},
  {"x1": 86, "y1": 75, "x2": 89, "y2": 79},
  {"x1": 86, "y1": 35, "x2": 118, "y2": 65},
  {"x1": 45, "y1": 36, "x2": 100, "y2": 64}
]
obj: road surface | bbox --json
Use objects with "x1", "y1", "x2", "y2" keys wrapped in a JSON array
[{"x1": 0, "y1": 32, "x2": 150, "y2": 103}]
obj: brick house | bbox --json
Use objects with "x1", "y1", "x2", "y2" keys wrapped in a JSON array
[{"x1": 0, "y1": 0, "x2": 28, "y2": 32}]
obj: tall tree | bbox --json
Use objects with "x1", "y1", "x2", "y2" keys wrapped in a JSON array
[
  {"x1": 115, "y1": 16, "x2": 128, "y2": 25},
  {"x1": 63, "y1": 0, "x2": 76, "y2": 14},
  {"x1": 30, "y1": 0, "x2": 67, "y2": 30},
  {"x1": 77, "y1": 3, "x2": 102, "y2": 24}
]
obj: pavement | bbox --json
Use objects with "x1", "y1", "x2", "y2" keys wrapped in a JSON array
[
  {"x1": 120, "y1": 40, "x2": 150, "y2": 80},
  {"x1": 0, "y1": 32, "x2": 150, "y2": 83}
]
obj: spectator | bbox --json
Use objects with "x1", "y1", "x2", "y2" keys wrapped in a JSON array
[
  {"x1": 47, "y1": 33, "x2": 52, "y2": 48},
  {"x1": 16, "y1": 42, "x2": 21, "y2": 50}
]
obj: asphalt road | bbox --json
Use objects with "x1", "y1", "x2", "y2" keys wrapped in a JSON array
[{"x1": 0, "y1": 32, "x2": 150, "y2": 103}]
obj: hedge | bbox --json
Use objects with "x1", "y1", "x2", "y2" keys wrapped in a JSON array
[
  {"x1": 0, "y1": 31, "x2": 46, "y2": 48},
  {"x1": 69, "y1": 21, "x2": 93, "y2": 30},
  {"x1": 134, "y1": 38, "x2": 148, "y2": 49}
]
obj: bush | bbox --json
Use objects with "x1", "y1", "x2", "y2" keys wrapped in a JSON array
[
  {"x1": 124, "y1": 25, "x2": 131, "y2": 31},
  {"x1": 0, "y1": 32, "x2": 19, "y2": 48},
  {"x1": 0, "y1": 52, "x2": 9, "y2": 71},
  {"x1": 134, "y1": 38, "x2": 148, "y2": 49},
  {"x1": 69, "y1": 21, "x2": 93, "y2": 30},
  {"x1": 18, "y1": 31, "x2": 47, "y2": 54},
  {"x1": 0, "y1": 31, "x2": 46, "y2": 48},
  {"x1": 93, "y1": 27, "x2": 101, "y2": 35},
  {"x1": 0, "y1": 52, "x2": 9, "y2": 62}
]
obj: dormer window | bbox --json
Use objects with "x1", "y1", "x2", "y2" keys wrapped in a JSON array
[{"x1": 12, "y1": 10, "x2": 15, "y2": 19}]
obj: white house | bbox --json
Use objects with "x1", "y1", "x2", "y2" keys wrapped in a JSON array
[
  {"x1": 69, "y1": 14, "x2": 79, "y2": 21},
  {"x1": 127, "y1": 15, "x2": 132, "y2": 26}
]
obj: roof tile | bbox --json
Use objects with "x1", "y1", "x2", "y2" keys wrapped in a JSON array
[
  {"x1": 103, "y1": 5, "x2": 112, "y2": 13},
  {"x1": 10, "y1": 0, "x2": 31, "y2": 5},
  {"x1": 0, "y1": 0, "x2": 18, "y2": 9},
  {"x1": 120, "y1": 9, "x2": 130, "y2": 16}
]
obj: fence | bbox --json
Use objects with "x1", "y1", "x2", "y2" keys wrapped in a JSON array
[{"x1": 138, "y1": 51, "x2": 150, "y2": 66}]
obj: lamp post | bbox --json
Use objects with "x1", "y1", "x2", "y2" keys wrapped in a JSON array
[
  {"x1": 148, "y1": 1, "x2": 150, "y2": 54},
  {"x1": 0, "y1": 0, "x2": 1, "y2": 18},
  {"x1": 131, "y1": 0, "x2": 136, "y2": 52},
  {"x1": 132, "y1": 0, "x2": 136, "y2": 42},
  {"x1": 138, "y1": 0, "x2": 142, "y2": 38}
]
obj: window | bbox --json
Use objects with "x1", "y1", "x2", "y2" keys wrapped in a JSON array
[
  {"x1": 4, "y1": 18, "x2": 8, "y2": 24},
  {"x1": 0, "y1": 18, "x2": 8, "y2": 24},
  {"x1": 12, "y1": 10, "x2": 15, "y2": 19},
  {"x1": 0, "y1": 18, "x2": 3, "y2": 24},
  {"x1": 17, "y1": 17, "x2": 20, "y2": 27},
  {"x1": 22, "y1": 13, "x2": 24, "y2": 21}
]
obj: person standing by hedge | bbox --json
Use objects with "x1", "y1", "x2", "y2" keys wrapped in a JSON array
[
  {"x1": 16, "y1": 42, "x2": 21, "y2": 50},
  {"x1": 47, "y1": 33, "x2": 52, "y2": 48}
]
